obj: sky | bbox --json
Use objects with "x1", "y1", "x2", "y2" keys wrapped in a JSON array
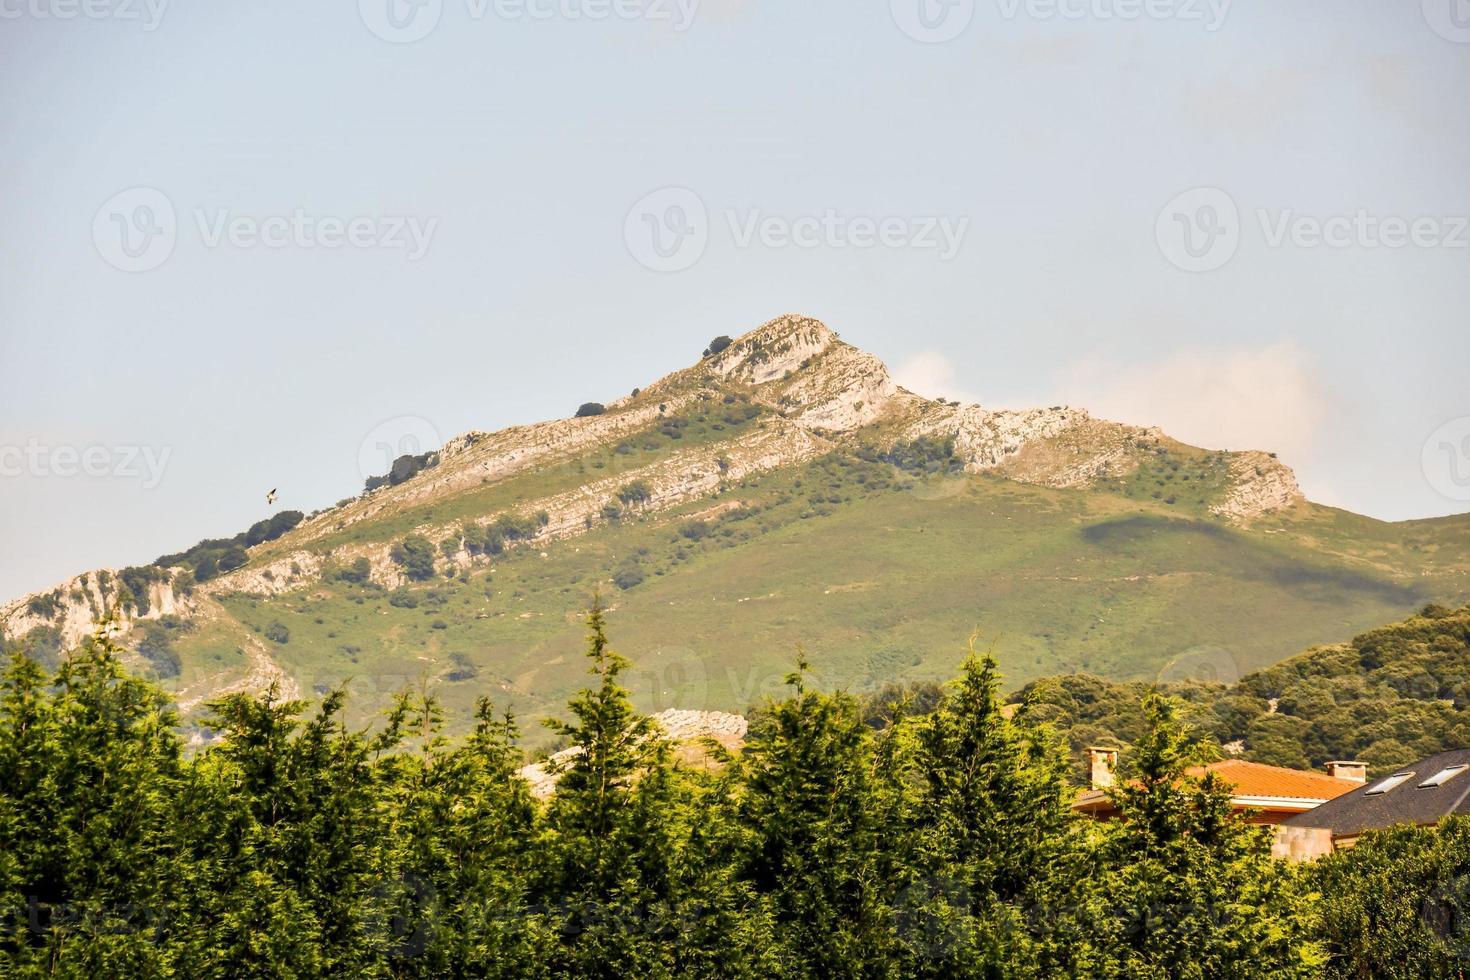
[{"x1": 1, "y1": 0, "x2": 1468, "y2": 601}]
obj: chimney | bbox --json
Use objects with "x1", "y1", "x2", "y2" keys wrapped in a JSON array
[
  {"x1": 1087, "y1": 747, "x2": 1119, "y2": 790},
  {"x1": 1324, "y1": 761, "x2": 1367, "y2": 784}
]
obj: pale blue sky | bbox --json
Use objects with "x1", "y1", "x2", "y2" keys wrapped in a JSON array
[{"x1": 2, "y1": 0, "x2": 1468, "y2": 600}]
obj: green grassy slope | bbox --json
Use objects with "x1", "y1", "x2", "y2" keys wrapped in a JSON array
[{"x1": 170, "y1": 451, "x2": 1470, "y2": 738}]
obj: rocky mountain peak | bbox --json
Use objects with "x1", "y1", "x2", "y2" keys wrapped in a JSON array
[{"x1": 706, "y1": 314, "x2": 840, "y2": 385}]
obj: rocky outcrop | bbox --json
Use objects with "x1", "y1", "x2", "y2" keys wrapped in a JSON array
[
  {"x1": 708, "y1": 315, "x2": 836, "y2": 385},
  {"x1": 516, "y1": 708, "x2": 749, "y2": 799},
  {"x1": 1, "y1": 570, "x2": 190, "y2": 651},
  {"x1": 212, "y1": 552, "x2": 325, "y2": 595},
  {"x1": 1211, "y1": 451, "x2": 1304, "y2": 521}
]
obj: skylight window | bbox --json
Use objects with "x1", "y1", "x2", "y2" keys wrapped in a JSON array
[
  {"x1": 1418, "y1": 765, "x2": 1469, "y2": 788},
  {"x1": 1364, "y1": 772, "x2": 1415, "y2": 795}
]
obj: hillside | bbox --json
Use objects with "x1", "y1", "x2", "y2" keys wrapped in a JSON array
[
  {"x1": 5, "y1": 314, "x2": 1470, "y2": 736},
  {"x1": 1018, "y1": 601, "x2": 1470, "y2": 777}
]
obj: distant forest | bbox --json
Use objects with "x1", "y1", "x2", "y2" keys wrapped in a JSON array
[{"x1": 1011, "y1": 602, "x2": 1470, "y2": 780}]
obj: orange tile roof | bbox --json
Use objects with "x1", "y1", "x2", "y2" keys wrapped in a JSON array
[
  {"x1": 1073, "y1": 759, "x2": 1363, "y2": 813},
  {"x1": 1187, "y1": 759, "x2": 1363, "y2": 801}
]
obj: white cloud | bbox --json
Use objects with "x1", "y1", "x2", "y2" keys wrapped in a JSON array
[
  {"x1": 893, "y1": 350, "x2": 982, "y2": 405},
  {"x1": 1056, "y1": 341, "x2": 1327, "y2": 462}
]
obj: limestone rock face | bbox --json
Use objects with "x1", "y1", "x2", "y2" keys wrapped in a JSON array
[
  {"x1": 0, "y1": 570, "x2": 190, "y2": 651},
  {"x1": 1211, "y1": 451, "x2": 1304, "y2": 520},
  {"x1": 649, "y1": 707, "x2": 749, "y2": 741},
  {"x1": 708, "y1": 314, "x2": 837, "y2": 385}
]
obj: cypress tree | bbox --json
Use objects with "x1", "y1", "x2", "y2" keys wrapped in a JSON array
[
  {"x1": 536, "y1": 597, "x2": 684, "y2": 978},
  {"x1": 1087, "y1": 693, "x2": 1322, "y2": 978},
  {"x1": 730, "y1": 656, "x2": 903, "y2": 979},
  {"x1": 906, "y1": 648, "x2": 1088, "y2": 977}
]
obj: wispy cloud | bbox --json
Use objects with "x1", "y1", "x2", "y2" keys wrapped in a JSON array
[
  {"x1": 893, "y1": 350, "x2": 983, "y2": 406},
  {"x1": 1056, "y1": 341, "x2": 1327, "y2": 463}
]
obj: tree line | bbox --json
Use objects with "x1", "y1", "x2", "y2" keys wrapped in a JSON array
[
  {"x1": 1, "y1": 604, "x2": 1467, "y2": 978},
  {"x1": 1017, "y1": 602, "x2": 1470, "y2": 779}
]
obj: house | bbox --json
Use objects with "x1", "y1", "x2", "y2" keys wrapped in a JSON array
[
  {"x1": 1072, "y1": 747, "x2": 1366, "y2": 860},
  {"x1": 1282, "y1": 748, "x2": 1470, "y2": 854}
]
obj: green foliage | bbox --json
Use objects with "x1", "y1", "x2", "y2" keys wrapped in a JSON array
[
  {"x1": 134, "y1": 619, "x2": 183, "y2": 679},
  {"x1": 893, "y1": 653, "x2": 1094, "y2": 974},
  {"x1": 364, "y1": 451, "x2": 438, "y2": 492},
  {"x1": 703, "y1": 335, "x2": 733, "y2": 358},
  {"x1": 391, "y1": 534, "x2": 438, "y2": 581},
  {"x1": 461, "y1": 523, "x2": 490, "y2": 555},
  {"x1": 1018, "y1": 603, "x2": 1470, "y2": 779},
  {"x1": 3, "y1": 625, "x2": 64, "y2": 671},
  {"x1": 491, "y1": 512, "x2": 541, "y2": 541},
  {"x1": 243, "y1": 510, "x2": 305, "y2": 547},
  {"x1": 335, "y1": 556, "x2": 372, "y2": 584},
  {"x1": 171, "y1": 568, "x2": 196, "y2": 596},
  {"x1": 616, "y1": 479, "x2": 653, "y2": 506},
  {"x1": 729, "y1": 657, "x2": 905, "y2": 975},
  {"x1": 575, "y1": 402, "x2": 606, "y2": 418},
  {"x1": 860, "y1": 679, "x2": 943, "y2": 729},
  {"x1": 0, "y1": 624, "x2": 182, "y2": 976},
  {"x1": 24, "y1": 590, "x2": 61, "y2": 620},
  {"x1": 263, "y1": 621, "x2": 290, "y2": 644},
  {"x1": 1310, "y1": 816, "x2": 1470, "y2": 977},
  {"x1": 388, "y1": 587, "x2": 419, "y2": 609},
  {"x1": 612, "y1": 560, "x2": 645, "y2": 590},
  {"x1": 1, "y1": 610, "x2": 1455, "y2": 978},
  {"x1": 217, "y1": 546, "x2": 249, "y2": 573},
  {"x1": 118, "y1": 565, "x2": 170, "y2": 615},
  {"x1": 536, "y1": 598, "x2": 687, "y2": 975},
  {"x1": 153, "y1": 511, "x2": 304, "y2": 581},
  {"x1": 1081, "y1": 694, "x2": 1322, "y2": 977},
  {"x1": 679, "y1": 519, "x2": 710, "y2": 541},
  {"x1": 861, "y1": 435, "x2": 962, "y2": 476}
]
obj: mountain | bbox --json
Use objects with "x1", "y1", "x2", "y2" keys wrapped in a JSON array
[{"x1": 5, "y1": 314, "x2": 1470, "y2": 737}]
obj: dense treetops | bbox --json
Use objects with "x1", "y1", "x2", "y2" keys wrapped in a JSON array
[
  {"x1": 2, "y1": 604, "x2": 1461, "y2": 977},
  {"x1": 1015, "y1": 602, "x2": 1470, "y2": 779},
  {"x1": 150, "y1": 509, "x2": 304, "y2": 583},
  {"x1": 363, "y1": 450, "x2": 439, "y2": 493}
]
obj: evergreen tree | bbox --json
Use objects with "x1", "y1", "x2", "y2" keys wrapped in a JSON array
[
  {"x1": 906, "y1": 648, "x2": 1091, "y2": 977},
  {"x1": 0, "y1": 622, "x2": 183, "y2": 977},
  {"x1": 376, "y1": 690, "x2": 546, "y2": 978},
  {"x1": 1086, "y1": 693, "x2": 1322, "y2": 978},
  {"x1": 535, "y1": 598, "x2": 685, "y2": 978},
  {"x1": 169, "y1": 686, "x2": 397, "y2": 977},
  {"x1": 730, "y1": 656, "x2": 903, "y2": 979}
]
